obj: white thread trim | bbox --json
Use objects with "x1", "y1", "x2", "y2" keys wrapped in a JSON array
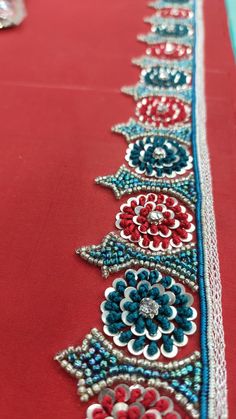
[{"x1": 195, "y1": 1, "x2": 228, "y2": 417}]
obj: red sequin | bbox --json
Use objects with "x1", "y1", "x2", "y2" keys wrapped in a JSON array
[
  {"x1": 155, "y1": 7, "x2": 193, "y2": 19},
  {"x1": 87, "y1": 385, "x2": 181, "y2": 419},
  {"x1": 146, "y1": 42, "x2": 192, "y2": 61},
  {"x1": 135, "y1": 96, "x2": 191, "y2": 128}
]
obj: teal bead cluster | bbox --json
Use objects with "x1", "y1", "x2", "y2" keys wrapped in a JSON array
[
  {"x1": 152, "y1": 23, "x2": 191, "y2": 38},
  {"x1": 96, "y1": 166, "x2": 197, "y2": 203},
  {"x1": 113, "y1": 119, "x2": 149, "y2": 139},
  {"x1": 170, "y1": 362, "x2": 202, "y2": 404},
  {"x1": 64, "y1": 336, "x2": 201, "y2": 406},
  {"x1": 142, "y1": 66, "x2": 191, "y2": 90},
  {"x1": 112, "y1": 119, "x2": 192, "y2": 143},
  {"x1": 87, "y1": 235, "x2": 198, "y2": 285},
  {"x1": 67, "y1": 340, "x2": 118, "y2": 386}
]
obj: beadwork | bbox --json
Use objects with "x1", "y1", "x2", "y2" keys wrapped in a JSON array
[
  {"x1": 151, "y1": 23, "x2": 193, "y2": 38},
  {"x1": 151, "y1": 8, "x2": 193, "y2": 20},
  {"x1": 112, "y1": 119, "x2": 192, "y2": 143},
  {"x1": 54, "y1": 0, "x2": 228, "y2": 416},
  {"x1": 146, "y1": 43, "x2": 192, "y2": 61},
  {"x1": 115, "y1": 193, "x2": 195, "y2": 251},
  {"x1": 77, "y1": 232, "x2": 198, "y2": 290},
  {"x1": 101, "y1": 268, "x2": 197, "y2": 360},
  {"x1": 125, "y1": 136, "x2": 193, "y2": 178},
  {"x1": 140, "y1": 66, "x2": 192, "y2": 91},
  {"x1": 55, "y1": 328, "x2": 201, "y2": 417},
  {"x1": 135, "y1": 96, "x2": 191, "y2": 127},
  {"x1": 86, "y1": 384, "x2": 181, "y2": 419},
  {"x1": 96, "y1": 166, "x2": 196, "y2": 206}
]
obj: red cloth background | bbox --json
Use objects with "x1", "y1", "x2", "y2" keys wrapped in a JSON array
[{"x1": 0, "y1": 0, "x2": 235, "y2": 418}]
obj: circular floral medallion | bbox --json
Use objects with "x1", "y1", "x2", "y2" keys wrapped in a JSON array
[
  {"x1": 135, "y1": 97, "x2": 191, "y2": 128},
  {"x1": 86, "y1": 384, "x2": 181, "y2": 418},
  {"x1": 115, "y1": 193, "x2": 195, "y2": 251},
  {"x1": 146, "y1": 43, "x2": 192, "y2": 60},
  {"x1": 101, "y1": 268, "x2": 197, "y2": 359},
  {"x1": 151, "y1": 23, "x2": 193, "y2": 38},
  {"x1": 125, "y1": 136, "x2": 192, "y2": 178},
  {"x1": 155, "y1": 7, "x2": 193, "y2": 19},
  {"x1": 141, "y1": 66, "x2": 192, "y2": 90}
]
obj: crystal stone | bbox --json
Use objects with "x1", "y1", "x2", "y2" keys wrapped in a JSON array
[
  {"x1": 157, "y1": 102, "x2": 169, "y2": 113},
  {"x1": 0, "y1": 0, "x2": 26, "y2": 29},
  {"x1": 165, "y1": 42, "x2": 175, "y2": 54},
  {"x1": 147, "y1": 210, "x2": 164, "y2": 224},
  {"x1": 139, "y1": 298, "x2": 159, "y2": 319},
  {"x1": 152, "y1": 147, "x2": 166, "y2": 159}
]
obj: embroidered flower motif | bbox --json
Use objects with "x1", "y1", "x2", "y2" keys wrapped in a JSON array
[
  {"x1": 86, "y1": 384, "x2": 181, "y2": 419},
  {"x1": 141, "y1": 66, "x2": 191, "y2": 91},
  {"x1": 115, "y1": 193, "x2": 195, "y2": 251},
  {"x1": 154, "y1": 7, "x2": 193, "y2": 19},
  {"x1": 151, "y1": 23, "x2": 193, "y2": 38},
  {"x1": 135, "y1": 97, "x2": 191, "y2": 128},
  {"x1": 101, "y1": 268, "x2": 197, "y2": 359},
  {"x1": 125, "y1": 136, "x2": 192, "y2": 179},
  {"x1": 146, "y1": 43, "x2": 192, "y2": 61}
]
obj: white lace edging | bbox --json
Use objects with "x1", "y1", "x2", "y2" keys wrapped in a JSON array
[{"x1": 196, "y1": 1, "x2": 228, "y2": 417}]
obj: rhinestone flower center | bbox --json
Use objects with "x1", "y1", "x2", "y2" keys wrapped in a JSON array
[
  {"x1": 157, "y1": 102, "x2": 169, "y2": 113},
  {"x1": 165, "y1": 42, "x2": 175, "y2": 53},
  {"x1": 139, "y1": 298, "x2": 159, "y2": 319},
  {"x1": 152, "y1": 147, "x2": 166, "y2": 159},
  {"x1": 147, "y1": 210, "x2": 164, "y2": 224}
]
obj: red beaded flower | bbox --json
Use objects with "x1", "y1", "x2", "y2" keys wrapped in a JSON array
[
  {"x1": 115, "y1": 193, "x2": 195, "y2": 251},
  {"x1": 146, "y1": 43, "x2": 192, "y2": 61},
  {"x1": 86, "y1": 385, "x2": 181, "y2": 419},
  {"x1": 135, "y1": 97, "x2": 191, "y2": 128},
  {"x1": 155, "y1": 7, "x2": 193, "y2": 19}
]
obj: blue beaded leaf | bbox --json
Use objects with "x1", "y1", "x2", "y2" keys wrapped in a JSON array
[
  {"x1": 95, "y1": 165, "x2": 196, "y2": 205},
  {"x1": 76, "y1": 232, "x2": 198, "y2": 290},
  {"x1": 121, "y1": 83, "x2": 192, "y2": 102},
  {"x1": 132, "y1": 55, "x2": 193, "y2": 71},
  {"x1": 54, "y1": 329, "x2": 201, "y2": 410},
  {"x1": 137, "y1": 32, "x2": 194, "y2": 46},
  {"x1": 112, "y1": 119, "x2": 192, "y2": 143}
]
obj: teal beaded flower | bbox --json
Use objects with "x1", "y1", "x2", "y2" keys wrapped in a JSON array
[
  {"x1": 151, "y1": 23, "x2": 193, "y2": 38},
  {"x1": 141, "y1": 66, "x2": 191, "y2": 91},
  {"x1": 125, "y1": 136, "x2": 192, "y2": 178},
  {"x1": 101, "y1": 268, "x2": 197, "y2": 360}
]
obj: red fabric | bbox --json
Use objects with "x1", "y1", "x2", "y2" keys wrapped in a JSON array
[{"x1": 0, "y1": 0, "x2": 235, "y2": 418}]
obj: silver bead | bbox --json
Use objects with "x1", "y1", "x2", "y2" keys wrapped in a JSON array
[
  {"x1": 77, "y1": 386, "x2": 86, "y2": 395},
  {"x1": 92, "y1": 384, "x2": 101, "y2": 393},
  {"x1": 61, "y1": 360, "x2": 68, "y2": 368},
  {"x1": 80, "y1": 394, "x2": 89, "y2": 402},
  {"x1": 78, "y1": 379, "x2": 85, "y2": 386}
]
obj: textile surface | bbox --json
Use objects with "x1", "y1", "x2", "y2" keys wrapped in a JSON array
[{"x1": 0, "y1": 0, "x2": 235, "y2": 418}]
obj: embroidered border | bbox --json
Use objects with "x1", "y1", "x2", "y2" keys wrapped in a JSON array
[
  {"x1": 54, "y1": 1, "x2": 227, "y2": 418},
  {"x1": 194, "y1": 1, "x2": 227, "y2": 417}
]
